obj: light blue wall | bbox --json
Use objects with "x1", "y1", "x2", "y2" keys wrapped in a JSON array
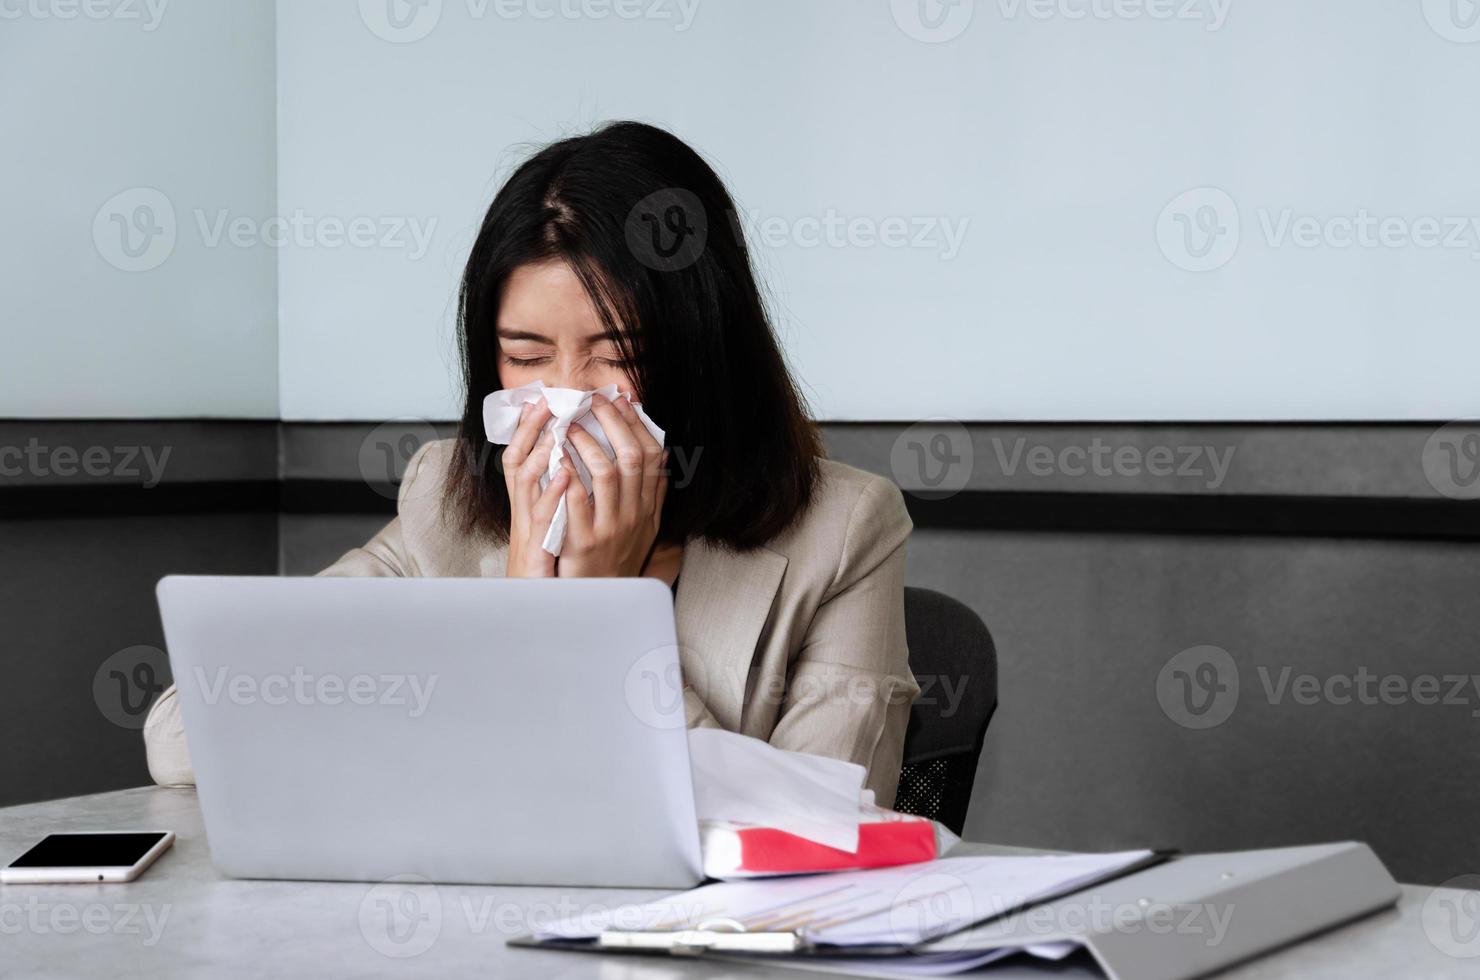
[
  {"x1": 273, "y1": 0, "x2": 1480, "y2": 421},
  {"x1": 7, "y1": 2, "x2": 1478, "y2": 421},
  {"x1": 0, "y1": 0, "x2": 278, "y2": 418}
]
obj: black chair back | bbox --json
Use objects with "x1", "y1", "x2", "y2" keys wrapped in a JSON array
[{"x1": 893, "y1": 587, "x2": 998, "y2": 835}]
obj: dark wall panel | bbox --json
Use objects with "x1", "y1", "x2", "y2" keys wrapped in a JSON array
[
  {"x1": 904, "y1": 528, "x2": 1480, "y2": 886},
  {"x1": 0, "y1": 515, "x2": 277, "y2": 808}
]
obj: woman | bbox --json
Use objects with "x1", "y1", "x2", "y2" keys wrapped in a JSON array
[{"x1": 145, "y1": 121, "x2": 920, "y2": 805}]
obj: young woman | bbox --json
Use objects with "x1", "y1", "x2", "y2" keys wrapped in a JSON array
[{"x1": 144, "y1": 121, "x2": 920, "y2": 805}]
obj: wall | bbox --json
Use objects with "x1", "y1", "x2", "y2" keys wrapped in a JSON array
[
  {"x1": 0, "y1": 0, "x2": 278, "y2": 418},
  {"x1": 273, "y1": 0, "x2": 1480, "y2": 421}
]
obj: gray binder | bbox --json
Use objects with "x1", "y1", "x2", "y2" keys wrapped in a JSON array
[
  {"x1": 513, "y1": 841, "x2": 1400, "y2": 979},
  {"x1": 719, "y1": 841, "x2": 1400, "y2": 980}
]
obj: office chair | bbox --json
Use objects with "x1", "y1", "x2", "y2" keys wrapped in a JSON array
[{"x1": 893, "y1": 587, "x2": 998, "y2": 836}]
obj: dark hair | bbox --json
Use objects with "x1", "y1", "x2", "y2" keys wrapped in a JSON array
[{"x1": 449, "y1": 120, "x2": 821, "y2": 550}]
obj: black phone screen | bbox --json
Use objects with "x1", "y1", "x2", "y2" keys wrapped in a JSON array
[{"x1": 7, "y1": 833, "x2": 169, "y2": 869}]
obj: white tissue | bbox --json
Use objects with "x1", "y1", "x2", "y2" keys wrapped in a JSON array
[
  {"x1": 483, "y1": 380, "x2": 665, "y2": 556},
  {"x1": 687, "y1": 728, "x2": 868, "y2": 854}
]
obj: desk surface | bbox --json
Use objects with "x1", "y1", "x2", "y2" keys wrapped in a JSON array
[{"x1": 1, "y1": 787, "x2": 1475, "y2": 979}]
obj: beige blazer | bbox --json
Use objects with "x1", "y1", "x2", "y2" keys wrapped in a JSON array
[{"x1": 144, "y1": 441, "x2": 920, "y2": 805}]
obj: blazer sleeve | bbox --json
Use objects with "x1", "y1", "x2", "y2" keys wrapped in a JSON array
[
  {"x1": 140, "y1": 445, "x2": 433, "y2": 785},
  {"x1": 766, "y1": 477, "x2": 921, "y2": 807}
]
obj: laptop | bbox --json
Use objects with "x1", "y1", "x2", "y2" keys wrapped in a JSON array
[{"x1": 155, "y1": 575, "x2": 703, "y2": 888}]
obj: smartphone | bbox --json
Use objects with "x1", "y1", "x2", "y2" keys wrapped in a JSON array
[{"x1": 1, "y1": 832, "x2": 175, "y2": 884}]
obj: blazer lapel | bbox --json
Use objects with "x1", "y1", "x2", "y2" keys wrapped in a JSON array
[{"x1": 674, "y1": 538, "x2": 789, "y2": 731}]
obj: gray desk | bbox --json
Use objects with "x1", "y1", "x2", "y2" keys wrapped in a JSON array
[{"x1": 1, "y1": 787, "x2": 1474, "y2": 978}]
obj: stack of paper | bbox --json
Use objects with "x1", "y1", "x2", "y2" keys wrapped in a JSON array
[{"x1": 534, "y1": 850, "x2": 1154, "y2": 952}]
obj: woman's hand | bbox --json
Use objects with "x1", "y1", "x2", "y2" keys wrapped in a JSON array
[
  {"x1": 556, "y1": 394, "x2": 669, "y2": 578},
  {"x1": 502, "y1": 398, "x2": 571, "y2": 578}
]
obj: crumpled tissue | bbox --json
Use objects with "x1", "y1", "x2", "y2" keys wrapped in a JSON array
[{"x1": 483, "y1": 380, "x2": 664, "y2": 556}]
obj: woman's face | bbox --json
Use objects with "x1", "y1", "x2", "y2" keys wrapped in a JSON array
[{"x1": 496, "y1": 259, "x2": 635, "y2": 395}]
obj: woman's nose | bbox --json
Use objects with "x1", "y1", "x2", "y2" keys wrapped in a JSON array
[{"x1": 549, "y1": 359, "x2": 592, "y2": 392}]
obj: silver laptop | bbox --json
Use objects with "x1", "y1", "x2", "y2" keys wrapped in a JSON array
[{"x1": 156, "y1": 575, "x2": 703, "y2": 888}]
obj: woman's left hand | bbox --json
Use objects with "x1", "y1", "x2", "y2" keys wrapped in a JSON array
[{"x1": 556, "y1": 394, "x2": 669, "y2": 578}]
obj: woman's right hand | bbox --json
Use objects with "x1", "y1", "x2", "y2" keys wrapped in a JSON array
[{"x1": 502, "y1": 398, "x2": 570, "y2": 578}]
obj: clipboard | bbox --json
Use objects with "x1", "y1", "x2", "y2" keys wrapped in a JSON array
[{"x1": 508, "y1": 841, "x2": 1400, "y2": 979}]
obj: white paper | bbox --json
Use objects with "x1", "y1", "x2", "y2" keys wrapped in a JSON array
[
  {"x1": 688, "y1": 728, "x2": 867, "y2": 854},
  {"x1": 533, "y1": 851, "x2": 1154, "y2": 949},
  {"x1": 804, "y1": 942, "x2": 1081, "y2": 977},
  {"x1": 483, "y1": 380, "x2": 664, "y2": 556}
]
